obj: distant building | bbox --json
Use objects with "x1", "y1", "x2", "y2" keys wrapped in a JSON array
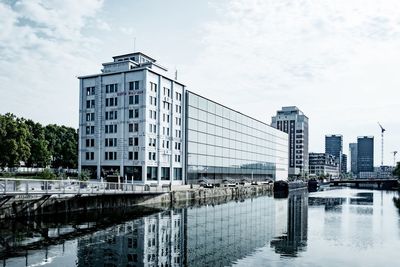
[
  {"x1": 374, "y1": 166, "x2": 395, "y2": 179},
  {"x1": 325, "y1": 135, "x2": 343, "y2": 174},
  {"x1": 349, "y1": 143, "x2": 358, "y2": 175},
  {"x1": 357, "y1": 136, "x2": 374, "y2": 176},
  {"x1": 341, "y1": 154, "x2": 347, "y2": 174},
  {"x1": 271, "y1": 106, "x2": 309, "y2": 178},
  {"x1": 308, "y1": 153, "x2": 339, "y2": 178}
]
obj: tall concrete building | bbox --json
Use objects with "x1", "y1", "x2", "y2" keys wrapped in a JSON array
[
  {"x1": 349, "y1": 143, "x2": 357, "y2": 175},
  {"x1": 325, "y1": 134, "x2": 342, "y2": 171},
  {"x1": 271, "y1": 106, "x2": 309, "y2": 177},
  {"x1": 79, "y1": 52, "x2": 289, "y2": 184},
  {"x1": 341, "y1": 154, "x2": 347, "y2": 174},
  {"x1": 78, "y1": 52, "x2": 185, "y2": 184},
  {"x1": 357, "y1": 136, "x2": 374, "y2": 174}
]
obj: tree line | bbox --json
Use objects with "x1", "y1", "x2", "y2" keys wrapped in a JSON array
[{"x1": 0, "y1": 113, "x2": 78, "y2": 169}]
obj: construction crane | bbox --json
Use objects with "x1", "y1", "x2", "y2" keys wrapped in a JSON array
[
  {"x1": 393, "y1": 151, "x2": 398, "y2": 166},
  {"x1": 378, "y1": 122, "x2": 386, "y2": 166}
]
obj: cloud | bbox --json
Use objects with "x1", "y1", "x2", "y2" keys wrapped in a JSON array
[
  {"x1": 182, "y1": 0, "x2": 400, "y2": 164},
  {"x1": 0, "y1": 0, "x2": 105, "y2": 126}
]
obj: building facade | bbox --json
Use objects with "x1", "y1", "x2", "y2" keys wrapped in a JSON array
[
  {"x1": 79, "y1": 52, "x2": 289, "y2": 184},
  {"x1": 186, "y1": 92, "x2": 288, "y2": 184},
  {"x1": 308, "y1": 153, "x2": 339, "y2": 178},
  {"x1": 349, "y1": 143, "x2": 358, "y2": 175},
  {"x1": 357, "y1": 136, "x2": 374, "y2": 175},
  {"x1": 325, "y1": 134, "x2": 343, "y2": 174},
  {"x1": 78, "y1": 52, "x2": 185, "y2": 184},
  {"x1": 271, "y1": 106, "x2": 309, "y2": 178}
]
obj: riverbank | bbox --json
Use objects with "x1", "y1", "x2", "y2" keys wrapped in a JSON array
[{"x1": 0, "y1": 184, "x2": 273, "y2": 219}]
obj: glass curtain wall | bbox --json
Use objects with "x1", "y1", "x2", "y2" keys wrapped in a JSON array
[{"x1": 186, "y1": 92, "x2": 288, "y2": 184}]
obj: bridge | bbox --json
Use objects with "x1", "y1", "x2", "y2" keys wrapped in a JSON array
[
  {"x1": 0, "y1": 178, "x2": 169, "y2": 197},
  {"x1": 0, "y1": 178, "x2": 171, "y2": 218},
  {"x1": 329, "y1": 179, "x2": 399, "y2": 189}
]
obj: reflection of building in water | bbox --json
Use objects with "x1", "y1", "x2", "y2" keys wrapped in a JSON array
[
  {"x1": 185, "y1": 196, "x2": 286, "y2": 266},
  {"x1": 77, "y1": 209, "x2": 185, "y2": 267},
  {"x1": 76, "y1": 195, "x2": 301, "y2": 266},
  {"x1": 271, "y1": 190, "x2": 308, "y2": 257}
]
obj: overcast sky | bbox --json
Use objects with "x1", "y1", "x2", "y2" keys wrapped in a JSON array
[{"x1": 0, "y1": 0, "x2": 399, "y2": 166}]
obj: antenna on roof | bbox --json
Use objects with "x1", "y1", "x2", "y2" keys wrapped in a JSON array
[{"x1": 175, "y1": 68, "x2": 178, "y2": 80}]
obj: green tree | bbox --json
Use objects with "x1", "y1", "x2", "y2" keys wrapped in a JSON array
[
  {"x1": 0, "y1": 113, "x2": 30, "y2": 168},
  {"x1": 24, "y1": 119, "x2": 51, "y2": 167},
  {"x1": 393, "y1": 162, "x2": 400, "y2": 177},
  {"x1": 44, "y1": 124, "x2": 78, "y2": 169}
]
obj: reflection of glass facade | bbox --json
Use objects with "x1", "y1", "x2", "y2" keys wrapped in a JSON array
[{"x1": 186, "y1": 91, "x2": 288, "y2": 183}]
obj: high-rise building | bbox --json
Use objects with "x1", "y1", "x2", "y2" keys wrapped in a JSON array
[
  {"x1": 78, "y1": 52, "x2": 185, "y2": 183},
  {"x1": 357, "y1": 136, "x2": 374, "y2": 174},
  {"x1": 349, "y1": 143, "x2": 358, "y2": 175},
  {"x1": 78, "y1": 52, "x2": 289, "y2": 184},
  {"x1": 271, "y1": 106, "x2": 309, "y2": 177},
  {"x1": 325, "y1": 134, "x2": 346, "y2": 175},
  {"x1": 341, "y1": 154, "x2": 347, "y2": 174}
]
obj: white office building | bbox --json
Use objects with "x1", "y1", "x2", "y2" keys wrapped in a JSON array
[{"x1": 78, "y1": 52, "x2": 184, "y2": 185}]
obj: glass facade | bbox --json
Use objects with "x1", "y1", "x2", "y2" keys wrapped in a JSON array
[{"x1": 186, "y1": 92, "x2": 288, "y2": 184}]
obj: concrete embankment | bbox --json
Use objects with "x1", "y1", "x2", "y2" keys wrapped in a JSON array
[{"x1": 0, "y1": 184, "x2": 272, "y2": 219}]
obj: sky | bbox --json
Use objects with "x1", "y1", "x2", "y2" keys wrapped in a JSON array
[{"x1": 0, "y1": 0, "x2": 399, "y2": 166}]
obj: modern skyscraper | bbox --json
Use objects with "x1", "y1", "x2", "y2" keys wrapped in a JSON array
[
  {"x1": 357, "y1": 136, "x2": 374, "y2": 173},
  {"x1": 325, "y1": 135, "x2": 343, "y2": 174},
  {"x1": 271, "y1": 106, "x2": 309, "y2": 177},
  {"x1": 349, "y1": 143, "x2": 358, "y2": 175},
  {"x1": 341, "y1": 154, "x2": 347, "y2": 174}
]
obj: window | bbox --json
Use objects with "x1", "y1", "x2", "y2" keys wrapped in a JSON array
[
  {"x1": 86, "y1": 86, "x2": 95, "y2": 96},
  {"x1": 129, "y1": 81, "x2": 140, "y2": 91},
  {"x1": 134, "y1": 137, "x2": 139, "y2": 146},
  {"x1": 134, "y1": 151, "x2": 138, "y2": 160},
  {"x1": 161, "y1": 167, "x2": 170, "y2": 180},
  {"x1": 129, "y1": 151, "x2": 133, "y2": 160},
  {"x1": 129, "y1": 123, "x2": 133, "y2": 133},
  {"x1": 134, "y1": 109, "x2": 139, "y2": 118},
  {"x1": 129, "y1": 137, "x2": 133, "y2": 146},
  {"x1": 134, "y1": 123, "x2": 139, "y2": 132},
  {"x1": 129, "y1": 109, "x2": 133, "y2": 119}
]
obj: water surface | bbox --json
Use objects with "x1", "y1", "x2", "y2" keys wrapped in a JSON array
[{"x1": 1, "y1": 188, "x2": 400, "y2": 267}]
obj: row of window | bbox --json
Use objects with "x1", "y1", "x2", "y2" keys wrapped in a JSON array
[
  {"x1": 105, "y1": 110, "x2": 118, "y2": 120},
  {"x1": 105, "y1": 138, "x2": 117, "y2": 147},
  {"x1": 105, "y1": 83, "x2": 118, "y2": 93},
  {"x1": 85, "y1": 83, "x2": 181, "y2": 100},
  {"x1": 105, "y1": 124, "x2": 118, "y2": 134},
  {"x1": 105, "y1": 97, "x2": 118, "y2": 107},
  {"x1": 147, "y1": 167, "x2": 182, "y2": 180}
]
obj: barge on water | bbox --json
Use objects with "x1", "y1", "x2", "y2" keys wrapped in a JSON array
[{"x1": 273, "y1": 180, "x2": 307, "y2": 197}]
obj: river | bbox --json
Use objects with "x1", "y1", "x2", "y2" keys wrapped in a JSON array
[{"x1": 1, "y1": 188, "x2": 400, "y2": 266}]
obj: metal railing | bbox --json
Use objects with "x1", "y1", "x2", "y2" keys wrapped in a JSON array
[{"x1": 0, "y1": 178, "x2": 170, "y2": 196}]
